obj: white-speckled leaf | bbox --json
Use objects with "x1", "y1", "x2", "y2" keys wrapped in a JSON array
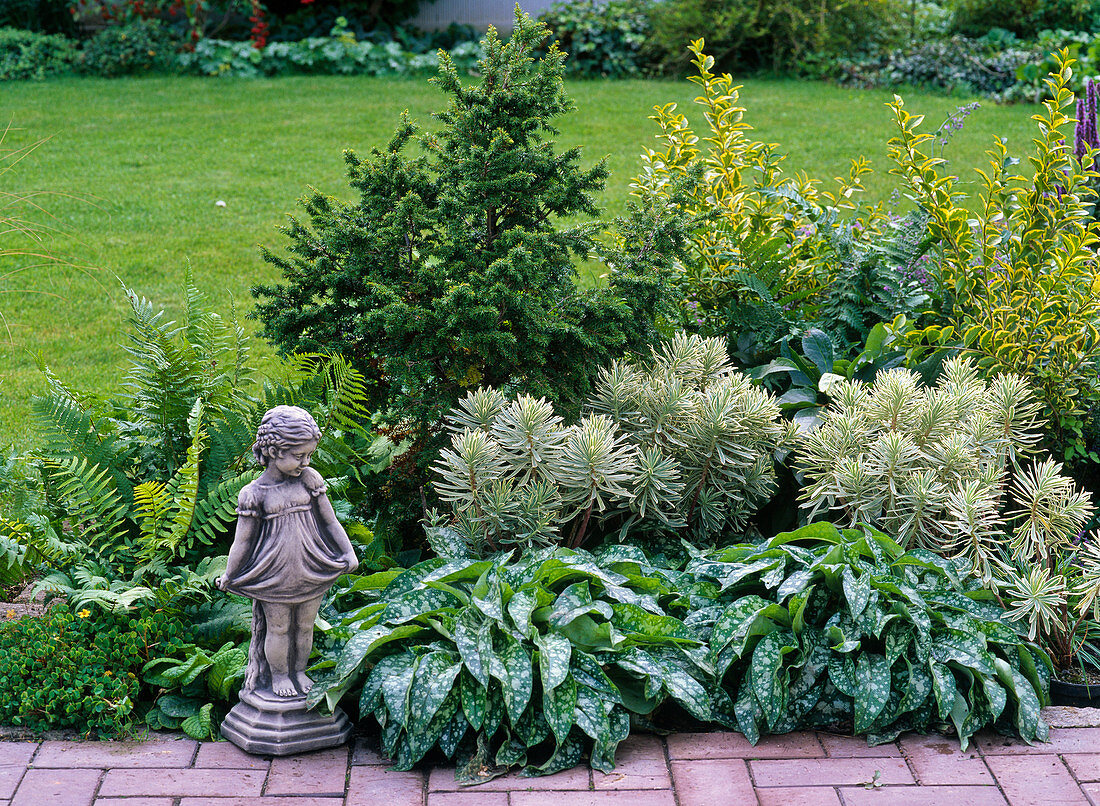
[
  {"x1": 489, "y1": 631, "x2": 533, "y2": 724},
  {"x1": 459, "y1": 668, "x2": 487, "y2": 730},
  {"x1": 842, "y1": 566, "x2": 870, "y2": 618},
  {"x1": 543, "y1": 673, "x2": 577, "y2": 743},
  {"x1": 854, "y1": 652, "x2": 890, "y2": 733},
  {"x1": 536, "y1": 631, "x2": 572, "y2": 692},
  {"x1": 380, "y1": 652, "x2": 420, "y2": 728}
]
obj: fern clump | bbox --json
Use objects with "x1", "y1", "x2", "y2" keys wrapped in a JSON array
[
  {"x1": 18, "y1": 278, "x2": 377, "y2": 614},
  {"x1": 428, "y1": 333, "x2": 789, "y2": 555}
]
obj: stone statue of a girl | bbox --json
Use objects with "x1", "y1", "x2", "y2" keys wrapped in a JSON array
[{"x1": 216, "y1": 405, "x2": 358, "y2": 699}]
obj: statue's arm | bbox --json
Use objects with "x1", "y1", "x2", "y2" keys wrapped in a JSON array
[
  {"x1": 216, "y1": 493, "x2": 261, "y2": 590},
  {"x1": 314, "y1": 490, "x2": 359, "y2": 574}
]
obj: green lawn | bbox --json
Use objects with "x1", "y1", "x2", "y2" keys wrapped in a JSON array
[{"x1": 0, "y1": 74, "x2": 1043, "y2": 448}]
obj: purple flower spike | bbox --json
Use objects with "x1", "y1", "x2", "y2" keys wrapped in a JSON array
[{"x1": 1077, "y1": 98, "x2": 1089, "y2": 163}]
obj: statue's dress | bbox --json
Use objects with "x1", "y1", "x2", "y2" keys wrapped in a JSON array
[{"x1": 225, "y1": 468, "x2": 345, "y2": 602}]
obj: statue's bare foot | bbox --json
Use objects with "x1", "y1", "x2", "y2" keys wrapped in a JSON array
[
  {"x1": 272, "y1": 673, "x2": 298, "y2": 697},
  {"x1": 298, "y1": 673, "x2": 314, "y2": 694}
]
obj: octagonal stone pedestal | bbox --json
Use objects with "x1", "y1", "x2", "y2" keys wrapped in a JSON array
[{"x1": 221, "y1": 687, "x2": 352, "y2": 756}]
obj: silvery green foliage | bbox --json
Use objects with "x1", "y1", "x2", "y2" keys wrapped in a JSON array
[
  {"x1": 430, "y1": 334, "x2": 789, "y2": 554},
  {"x1": 591, "y1": 333, "x2": 791, "y2": 537},
  {"x1": 798, "y1": 358, "x2": 1048, "y2": 568},
  {"x1": 795, "y1": 357, "x2": 1098, "y2": 663}
]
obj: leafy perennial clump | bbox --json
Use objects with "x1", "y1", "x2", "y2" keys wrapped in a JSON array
[
  {"x1": 304, "y1": 524, "x2": 1048, "y2": 778},
  {"x1": 428, "y1": 333, "x2": 789, "y2": 555},
  {"x1": 796, "y1": 357, "x2": 1099, "y2": 669}
]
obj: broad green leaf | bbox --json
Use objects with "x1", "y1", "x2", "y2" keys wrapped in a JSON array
[
  {"x1": 454, "y1": 612, "x2": 490, "y2": 687},
  {"x1": 802, "y1": 328, "x2": 835, "y2": 375},
  {"x1": 854, "y1": 653, "x2": 890, "y2": 733},
  {"x1": 181, "y1": 702, "x2": 214, "y2": 740},
  {"x1": 930, "y1": 661, "x2": 957, "y2": 720},
  {"x1": 558, "y1": 614, "x2": 623, "y2": 652},
  {"x1": 335, "y1": 623, "x2": 427, "y2": 681},
  {"x1": 536, "y1": 631, "x2": 572, "y2": 692},
  {"x1": 751, "y1": 631, "x2": 794, "y2": 728},
  {"x1": 543, "y1": 673, "x2": 577, "y2": 743},
  {"x1": 381, "y1": 652, "x2": 420, "y2": 728},
  {"x1": 843, "y1": 566, "x2": 870, "y2": 618},
  {"x1": 408, "y1": 653, "x2": 462, "y2": 738},
  {"x1": 709, "y1": 595, "x2": 787, "y2": 672},
  {"x1": 459, "y1": 669, "x2": 487, "y2": 730},
  {"x1": 488, "y1": 631, "x2": 533, "y2": 724},
  {"x1": 155, "y1": 693, "x2": 203, "y2": 719},
  {"x1": 610, "y1": 602, "x2": 697, "y2": 644},
  {"x1": 341, "y1": 569, "x2": 403, "y2": 593}
]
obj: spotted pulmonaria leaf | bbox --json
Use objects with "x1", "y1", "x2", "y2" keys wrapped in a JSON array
[
  {"x1": 610, "y1": 602, "x2": 697, "y2": 644},
  {"x1": 543, "y1": 673, "x2": 577, "y2": 743},
  {"x1": 379, "y1": 652, "x2": 420, "y2": 728},
  {"x1": 489, "y1": 631, "x2": 533, "y2": 724},
  {"x1": 708, "y1": 595, "x2": 785, "y2": 672},
  {"x1": 408, "y1": 652, "x2": 461, "y2": 738},
  {"x1": 843, "y1": 566, "x2": 870, "y2": 618},
  {"x1": 854, "y1": 653, "x2": 890, "y2": 733},
  {"x1": 751, "y1": 631, "x2": 794, "y2": 729},
  {"x1": 459, "y1": 669, "x2": 487, "y2": 730},
  {"x1": 536, "y1": 631, "x2": 572, "y2": 692}
]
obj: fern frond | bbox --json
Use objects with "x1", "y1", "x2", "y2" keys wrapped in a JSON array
[
  {"x1": 192, "y1": 470, "x2": 259, "y2": 546},
  {"x1": 132, "y1": 481, "x2": 172, "y2": 544},
  {"x1": 44, "y1": 457, "x2": 132, "y2": 561}
]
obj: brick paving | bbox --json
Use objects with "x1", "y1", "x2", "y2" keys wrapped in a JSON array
[{"x1": 5, "y1": 722, "x2": 1100, "y2": 806}]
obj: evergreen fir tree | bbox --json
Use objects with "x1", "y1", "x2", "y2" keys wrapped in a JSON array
[{"x1": 252, "y1": 8, "x2": 694, "y2": 530}]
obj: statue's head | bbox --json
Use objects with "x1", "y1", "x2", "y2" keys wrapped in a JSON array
[{"x1": 252, "y1": 405, "x2": 322, "y2": 467}]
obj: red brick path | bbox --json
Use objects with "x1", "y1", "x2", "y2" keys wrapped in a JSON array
[{"x1": 6, "y1": 727, "x2": 1100, "y2": 805}]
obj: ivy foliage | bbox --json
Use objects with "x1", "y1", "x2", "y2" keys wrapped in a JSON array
[
  {"x1": 252, "y1": 10, "x2": 695, "y2": 499},
  {"x1": 306, "y1": 525, "x2": 1048, "y2": 777}
]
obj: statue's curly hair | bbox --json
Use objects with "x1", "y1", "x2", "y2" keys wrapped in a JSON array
[{"x1": 252, "y1": 405, "x2": 322, "y2": 466}]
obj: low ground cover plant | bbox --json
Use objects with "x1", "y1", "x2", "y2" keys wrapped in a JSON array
[
  {"x1": 304, "y1": 523, "x2": 1047, "y2": 780},
  {"x1": 0, "y1": 607, "x2": 192, "y2": 737}
]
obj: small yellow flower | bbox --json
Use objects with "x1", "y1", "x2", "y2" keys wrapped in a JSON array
[
  {"x1": 104, "y1": 670, "x2": 113, "y2": 676},
  {"x1": 77, "y1": 609, "x2": 91, "y2": 618},
  {"x1": 5, "y1": 609, "x2": 14, "y2": 619}
]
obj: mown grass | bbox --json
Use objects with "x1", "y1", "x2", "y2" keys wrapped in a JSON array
[{"x1": 0, "y1": 74, "x2": 1042, "y2": 448}]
